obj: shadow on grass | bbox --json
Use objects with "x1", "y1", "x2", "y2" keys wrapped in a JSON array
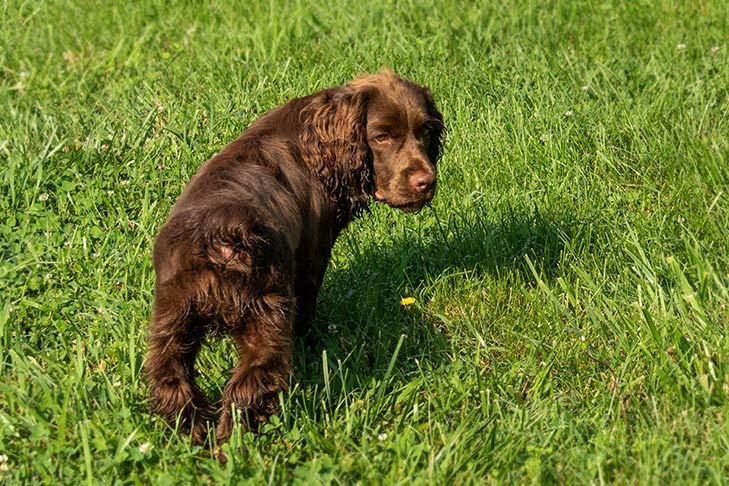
[
  {"x1": 166, "y1": 203, "x2": 574, "y2": 443},
  {"x1": 296, "y1": 203, "x2": 572, "y2": 387}
]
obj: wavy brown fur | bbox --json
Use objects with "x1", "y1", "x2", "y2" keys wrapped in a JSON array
[{"x1": 145, "y1": 70, "x2": 444, "y2": 449}]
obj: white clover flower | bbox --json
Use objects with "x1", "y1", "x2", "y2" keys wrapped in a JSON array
[
  {"x1": 564, "y1": 110, "x2": 573, "y2": 117},
  {"x1": 38, "y1": 193, "x2": 49, "y2": 202},
  {"x1": 139, "y1": 442, "x2": 153, "y2": 455},
  {"x1": 377, "y1": 433, "x2": 388, "y2": 441},
  {"x1": 676, "y1": 43, "x2": 687, "y2": 51},
  {"x1": 581, "y1": 85, "x2": 589, "y2": 92}
]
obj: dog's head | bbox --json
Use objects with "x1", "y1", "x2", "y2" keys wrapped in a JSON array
[
  {"x1": 301, "y1": 70, "x2": 444, "y2": 220},
  {"x1": 350, "y1": 70, "x2": 444, "y2": 213}
]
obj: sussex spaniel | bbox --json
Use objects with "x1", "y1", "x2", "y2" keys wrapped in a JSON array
[{"x1": 145, "y1": 70, "x2": 444, "y2": 446}]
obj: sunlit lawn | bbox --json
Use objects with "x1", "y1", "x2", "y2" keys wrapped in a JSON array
[{"x1": 1, "y1": 1, "x2": 728, "y2": 483}]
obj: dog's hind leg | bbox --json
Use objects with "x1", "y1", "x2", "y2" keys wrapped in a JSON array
[
  {"x1": 215, "y1": 289, "x2": 294, "y2": 444},
  {"x1": 145, "y1": 280, "x2": 209, "y2": 444}
]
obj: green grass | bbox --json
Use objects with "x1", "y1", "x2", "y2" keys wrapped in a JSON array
[{"x1": 1, "y1": 0, "x2": 728, "y2": 483}]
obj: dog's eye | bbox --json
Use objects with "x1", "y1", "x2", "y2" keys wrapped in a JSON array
[
  {"x1": 421, "y1": 129, "x2": 431, "y2": 145},
  {"x1": 373, "y1": 134, "x2": 391, "y2": 143}
]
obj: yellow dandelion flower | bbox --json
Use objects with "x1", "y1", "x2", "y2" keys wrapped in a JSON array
[{"x1": 400, "y1": 297, "x2": 416, "y2": 306}]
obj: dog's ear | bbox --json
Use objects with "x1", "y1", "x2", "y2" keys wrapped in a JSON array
[
  {"x1": 300, "y1": 87, "x2": 374, "y2": 223},
  {"x1": 421, "y1": 86, "x2": 445, "y2": 165}
]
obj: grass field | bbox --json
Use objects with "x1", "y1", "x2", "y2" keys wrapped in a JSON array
[{"x1": 2, "y1": 0, "x2": 728, "y2": 483}]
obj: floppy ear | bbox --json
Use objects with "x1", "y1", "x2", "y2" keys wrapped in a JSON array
[
  {"x1": 421, "y1": 87, "x2": 445, "y2": 165},
  {"x1": 300, "y1": 87, "x2": 374, "y2": 224}
]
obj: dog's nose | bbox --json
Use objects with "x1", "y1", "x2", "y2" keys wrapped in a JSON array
[{"x1": 409, "y1": 170, "x2": 435, "y2": 193}]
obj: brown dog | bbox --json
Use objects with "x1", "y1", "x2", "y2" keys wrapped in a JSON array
[{"x1": 145, "y1": 70, "x2": 444, "y2": 445}]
